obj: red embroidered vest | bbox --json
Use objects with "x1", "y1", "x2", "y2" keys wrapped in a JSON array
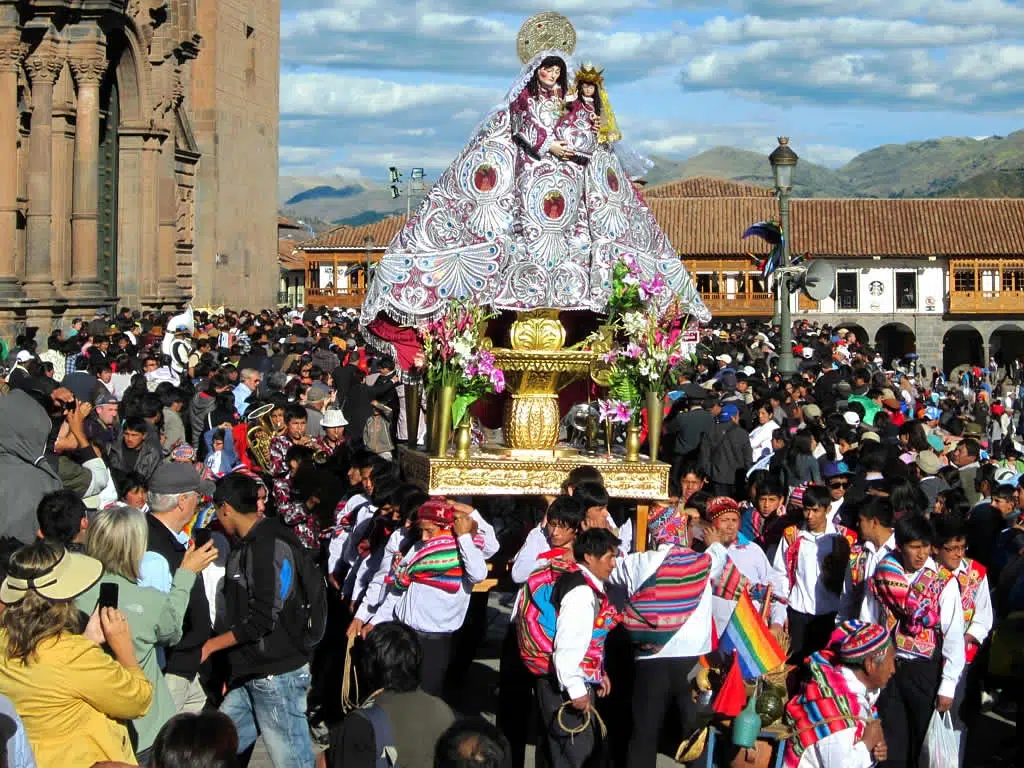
[{"x1": 956, "y1": 558, "x2": 986, "y2": 663}]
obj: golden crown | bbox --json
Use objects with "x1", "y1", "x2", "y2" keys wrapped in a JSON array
[{"x1": 574, "y1": 63, "x2": 605, "y2": 87}]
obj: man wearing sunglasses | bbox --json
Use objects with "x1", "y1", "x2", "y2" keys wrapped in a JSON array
[{"x1": 823, "y1": 461, "x2": 854, "y2": 527}]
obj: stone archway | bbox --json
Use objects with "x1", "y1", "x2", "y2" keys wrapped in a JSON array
[
  {"x1": 990, "y1": 324, "x2": 1024, "y2": 376},
  {"x1": 875, "y1": 322, "x2": 916, "y2": 367},
  {"x1": 835, "y1": 322, "x2": 869, "y2": 344},
  {"x1": 108, "y1": 25, "x2": 149, "y2": 306},
  {"x1": 943, "y1": 324, "x2": 984, "y2": 374}
]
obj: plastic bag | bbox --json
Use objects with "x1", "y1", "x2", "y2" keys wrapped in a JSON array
[{"x1": 919, "y1": 710, "x2": 960, "y2": 768}]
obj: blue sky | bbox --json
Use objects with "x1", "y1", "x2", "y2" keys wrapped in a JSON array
[{"x1": 277, "y1": 1, "x2": 1024, "y2": 181}]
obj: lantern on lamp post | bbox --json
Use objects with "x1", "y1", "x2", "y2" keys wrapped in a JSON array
[{"x1": 769, "y1": 137, "x2": 799, "y2": 377}]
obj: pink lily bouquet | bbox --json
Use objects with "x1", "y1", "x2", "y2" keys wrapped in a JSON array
[
  {"x1": 602, "y1": 257, "x2": 692, "y2": 416},
  {"x1": 421, "y1": 299, "x2": 505, "y2": 427}
]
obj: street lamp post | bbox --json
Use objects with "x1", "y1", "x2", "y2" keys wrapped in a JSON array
[{"x1": 769, "y1": 137, "x2": 799, "y2": 377}]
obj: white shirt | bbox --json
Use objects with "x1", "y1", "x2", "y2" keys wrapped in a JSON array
[
  {"x1": 796, "y1": 666, "x2": 877, "y2": 768},
  {"x1": 749, "y1": 420, "x2": 780, "y2": 461},
  {"x1": 511, "y1": 524, "x2": 551, "y2": 585},
  {"x1": 895, "y1": 557, "x2": 966, "y2": 700},
  {"x1": 355, "y1": 528, "x2": 408, "y2": 623},
  {"x1": 712, "y1": 542, "x2": 788, "y2": 633},
  {"x1": 773, "y1": 523, "x2": 844, "y2": 616},
  {"x1": 370, "y1": 533, "x2": 488, "y2": 633},
  {"x1": 326, "y1": 494, "x2": 374, "y2": 574},
  {"x1": 553, "y1": 565, "x2": 606, "y2": 700},
  {"x1": 953, "y1": 560, "x2": 993, "y2": 646},
  {"x1": 607, "y1": 543, "x2": 727, "y2": 660},
  {"x1": 827, "y1": 497, "x2": 844, "y2": 526},
  {"x1": 839, "y1": 533, "x2": 896, "y2": 624}
]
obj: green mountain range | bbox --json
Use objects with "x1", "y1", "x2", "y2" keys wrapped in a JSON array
[
  {"x1": 646, "y1": 131, "x2": 1024, "y2": 198},
  {"x1": 278, "y1": 132, "x2": 1024, "y2": 225}
]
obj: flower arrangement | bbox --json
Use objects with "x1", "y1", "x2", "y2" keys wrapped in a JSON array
[
  {"x1": 597, "y1": 398, "x2": 634, "y2": 425},
  {"x1": 421, "y1": 299, "x2": 505, "y2": 428},
  {"x1": 601, "y1": 260, "x2": 694, "y2": 417},
  {"x1": 606, "y1": 255, "x2": 669, "y2": 325}
]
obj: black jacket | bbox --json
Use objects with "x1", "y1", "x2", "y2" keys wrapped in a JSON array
[
  {"x1": 224, "y1": 517, "x2": 311, "y2": 685},
  {"x1": 146, "y1": 514, "x2": 212, "y2": 680},
  {"x1": 699, "y1": 420, "x2": 753, "y2": 486},
  {"x1": 666, "y1": 407, "x2": 714, "y2": 465}
]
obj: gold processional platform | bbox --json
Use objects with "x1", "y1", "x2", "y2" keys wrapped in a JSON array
[
  {"x1": 398, "y1": 311, "x2": 671, "y2": 589},
  {"x1": 398, "y1": 447, "x2": 670, "y2": 591}
]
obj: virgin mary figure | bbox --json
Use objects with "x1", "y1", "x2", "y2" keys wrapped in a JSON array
[{"x1": 361, "y1": 27, "x2": 709, "y2": 369}]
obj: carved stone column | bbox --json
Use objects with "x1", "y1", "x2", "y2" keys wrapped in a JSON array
[
  {"x1": 68, "y1": 46, "x2": 107, "y2": 298},
  {"x1": 23, "y1": 44, "x2": 63, "y2": 300},
  {"x1": 0, "y1": 34, "x2": 24, "y2": 298}
]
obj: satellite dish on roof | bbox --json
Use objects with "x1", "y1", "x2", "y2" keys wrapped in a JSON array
[{"x1": 788, "y1": 259, "x2": 835, "y2": 301}]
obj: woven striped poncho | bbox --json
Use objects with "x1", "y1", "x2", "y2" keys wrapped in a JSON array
[{"x1": 622, "y1": 546, "x2": 712, "y2": 656}]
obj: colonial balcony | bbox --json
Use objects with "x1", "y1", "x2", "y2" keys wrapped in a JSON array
[
  {"x1": 303, "y1": 252, "x2": 377, "y2": 309},
  {"x1": 683, "y1": 258, "x2": 775, "y2": 317},
  {"x1": 949, "y1": 258, "x2": 1024, "y2": 314}
]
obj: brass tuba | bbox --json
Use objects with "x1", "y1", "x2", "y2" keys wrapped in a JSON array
[{"x1": 246, "y1": 403, "x2": 281, "y2": 473}]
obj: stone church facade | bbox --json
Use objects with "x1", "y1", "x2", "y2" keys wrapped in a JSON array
[{"x1": 0, "y1": 0, "x2": 279, "y2": 335}]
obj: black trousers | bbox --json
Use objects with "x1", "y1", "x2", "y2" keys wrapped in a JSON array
[
  {"x1": 535, "y1": 677, "x2": 599, "y2": 768},
  {"x1": 414, "y1": 629, "x2": 454, "y2": 699},
  {"x1": 497, "y1": 624, "x2": 535, "y2": 768},
  {"x1": 626, "y1": 656, "x2": 699, "y2": 768},
  {"x1": 786, "y1": 608, "x2": 837, "y2": 663},
  {"x1": 877, "y1": 653, "x2": 942, "y2": 768}
]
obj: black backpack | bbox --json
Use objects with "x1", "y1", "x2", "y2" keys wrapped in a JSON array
[
  {"x1": 284, "y1": 538, "x2": 329, "y2": 654},
  {"x1": 354, "y1": 702, "x2": 398, "y2": 768}
]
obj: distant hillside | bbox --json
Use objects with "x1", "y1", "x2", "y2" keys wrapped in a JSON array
[
  {"x1": 646, "y1": 147, "x2": 858, "y2": 198},
  {"x1": 939, "y1": 168, "x2": 1024, "y2": 198},
  {"x1": 285, "y1": 185, "x2": 362, "y2": 205},
  {"x1": 280, "y1": 131, "x2": 1024, "y2": 221},
  {"x1": 279, "y1": 174, "x2": 408, "y2": 222},
  {"x1": 838, "y1": 133, "x2": 1024, "y2": 198},
  {"x1": 332, "y1": 210, "x2": 394, "y2": 227}
]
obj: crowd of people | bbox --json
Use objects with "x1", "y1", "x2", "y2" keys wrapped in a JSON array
[{"x1": 0, "y1": 305, "x2": 1020, "y2": 768}]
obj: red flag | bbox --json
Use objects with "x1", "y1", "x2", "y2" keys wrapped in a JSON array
[{"x1": 712, "y1": 651, "x2": 748, "y2": 718}]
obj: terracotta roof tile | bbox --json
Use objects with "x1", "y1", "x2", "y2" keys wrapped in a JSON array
[
  {"x1": 296, "y1": 199, "x2": 1024, "y2": 258},
  {"x1": 299, "y1": 216, "x2": 410, "y2": 250},
  {"x1": 652, "y1": 197, "x2": 1024, "y2": 257},
  {"x1": 644, "y1": 176, "x2": 775, "y2": 199},
  {"x1": 278, "y1": 240, "x2": 305, "y2": 270}
]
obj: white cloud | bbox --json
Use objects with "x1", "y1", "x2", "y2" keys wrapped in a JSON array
[
  {"x1": 278, "y1": 146, "x2": 336, "y2": 164},
  {"x1": 279, "y1": 73, "x2": 498, "y2": 118},
  {"x1": 639, "y1": 135, "x2": 701, "y2": 154}
]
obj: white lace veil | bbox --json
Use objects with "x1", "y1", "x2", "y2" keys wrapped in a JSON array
[
  {"x1": 480, "y1": 49, "x2": 655, "y2": 180},
  {"x1": 472, "y1": 49, "x2": 581, "y2": 134}
]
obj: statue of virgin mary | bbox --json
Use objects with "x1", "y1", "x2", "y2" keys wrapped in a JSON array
[{"x1": 361, "y1": 13, "x2": 709, "y2": 368}]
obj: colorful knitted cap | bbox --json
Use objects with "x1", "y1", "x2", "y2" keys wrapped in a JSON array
[
  {"x1": 828, "y1": 620, "x2": 891, "y2": 666},
  {"x1": 417, "y1": 497, "x2": 455, "y2": 527},
  {"x1": 706, "y1": 496, "x2": 740, "y2": 523}
]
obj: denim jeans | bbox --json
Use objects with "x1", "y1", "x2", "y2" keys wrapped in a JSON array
[{"x1": 220, "y1": 664, "x2": 314, "y2": 768}]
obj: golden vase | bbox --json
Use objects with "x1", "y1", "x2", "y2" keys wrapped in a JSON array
[
  {"x1": 432, "y1": 383, "x2": 456, "y2": 458},
  {"x1": 455, "y1": 420, "x2": 472, "y2": 460},
  {"x1": 646, "y1": 391, "x2": 664, "y2": 463},
  {"x1": 405, "y1": 383, "x2": 421, "y2": 447},
  {"x1": 624, "y1": 423, "x2": 641, "y2": 463}
]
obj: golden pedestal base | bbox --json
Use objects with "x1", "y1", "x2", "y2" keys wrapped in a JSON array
[
  {"x1": 398, "y1": 446, "x2": 670, "y2": 552},
  {"x1": 490, "y1": 310, "x2": 597, "y2": 451}
]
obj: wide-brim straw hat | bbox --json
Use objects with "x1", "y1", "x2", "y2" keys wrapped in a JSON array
[{"x1": 0, "y1": 550, "x2": 102, "y2": 604}]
